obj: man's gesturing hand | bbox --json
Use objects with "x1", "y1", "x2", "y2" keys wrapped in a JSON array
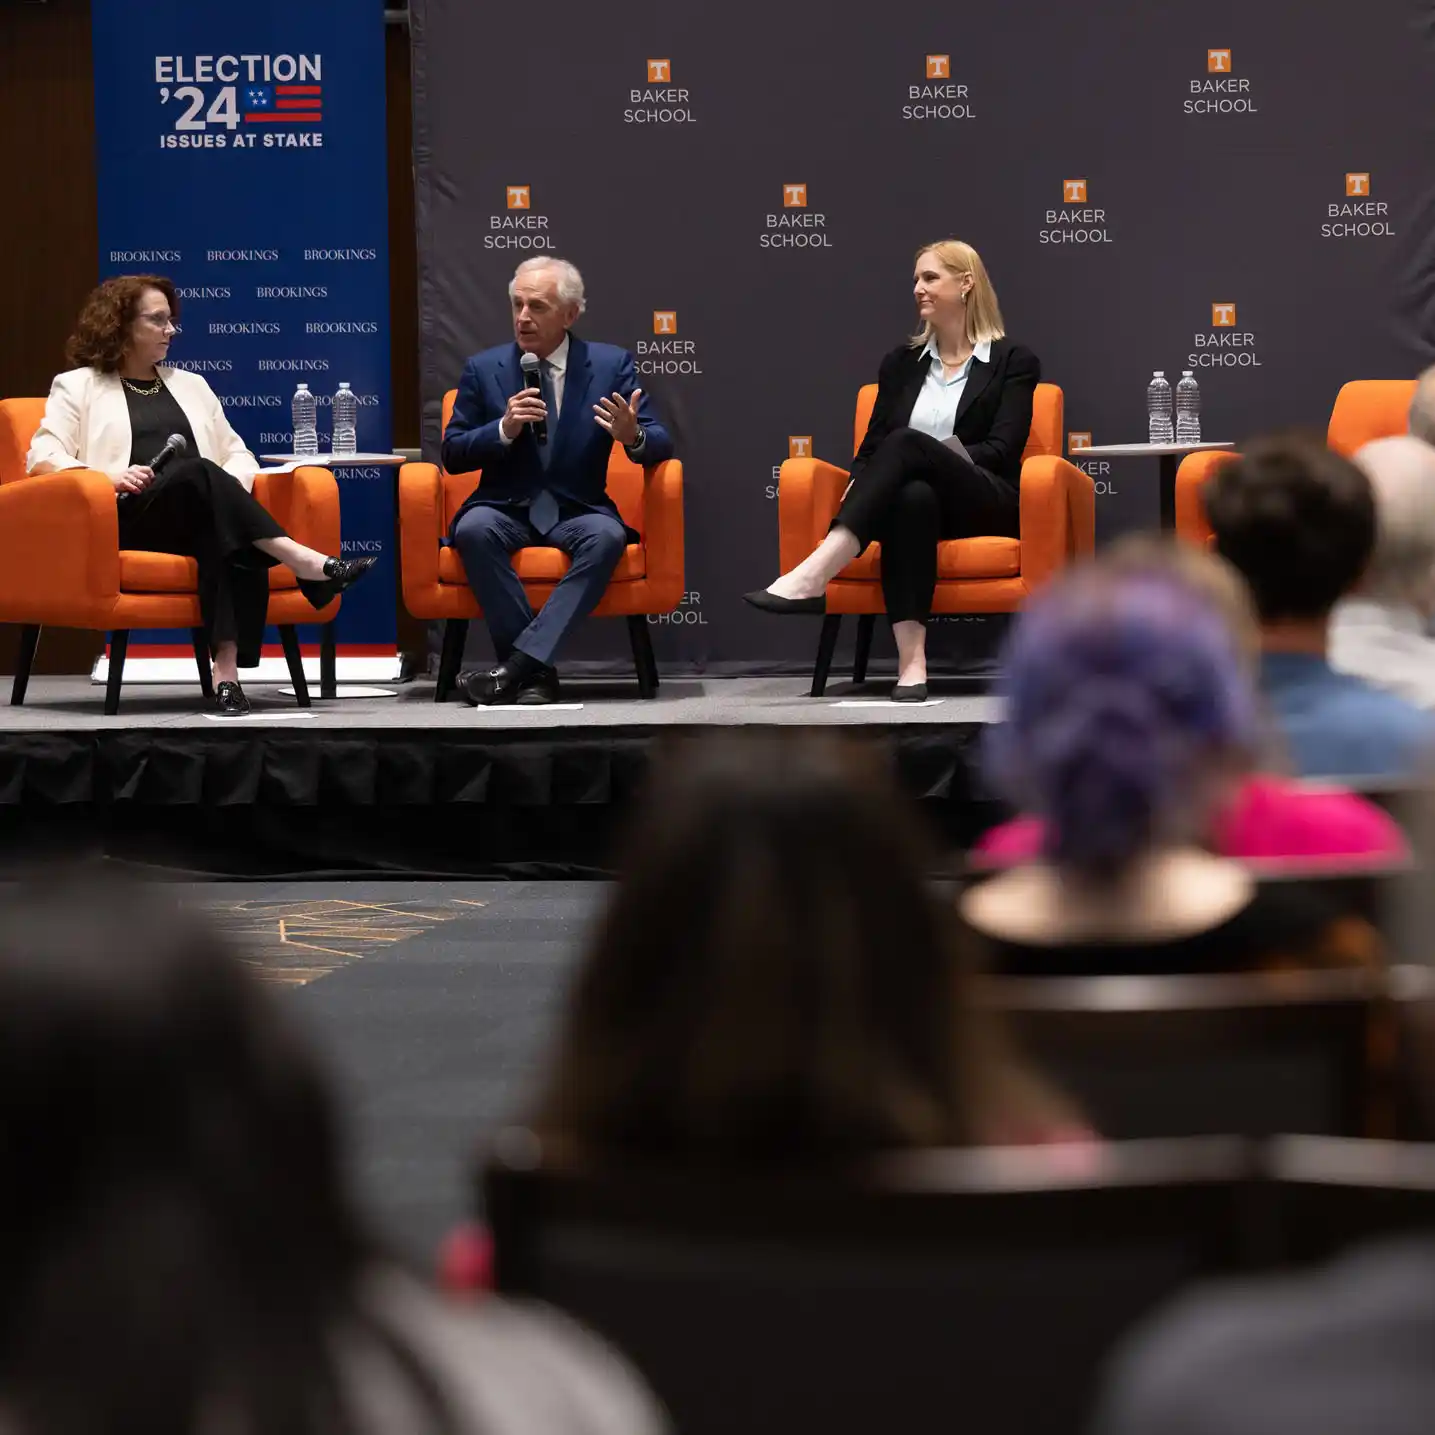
[
  {"x1": 499, "y1": 387, "x2": 548, "y2": 441},
  {"x1": 593, "y1": 390, "x2": 643, "y2": 448}
]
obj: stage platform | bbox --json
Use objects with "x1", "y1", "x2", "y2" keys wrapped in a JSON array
[{"x1": 0, "y1": 676, "x2": 1007, "y2": 877}]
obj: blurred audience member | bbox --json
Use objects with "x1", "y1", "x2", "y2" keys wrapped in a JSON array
[
  {"x1": 1206, "y1": 433, "x2": 1434, "y2": 779},
  {"x1": 1094, "y1": 1230, "x2": 1435, "y2": 1435},
  {"x1": 1409, "y1": 363, "x2": 1435, "y2": 445},
  {"x1": 1331, "y1": 436, "x2": 1435, "y2": 709},
  {"x1": 0, "y1": 873, "x2": 663, "y2": 1435},
  {"x1": 976, "y1": 536, "x2": 1404, "y2": 867},
  {"x1": 964, "y1": 561, "x2": 1382, "y2": 976},
  {"x1": 533, "y1": 733, "x2": 1087, "y2": 1164}
]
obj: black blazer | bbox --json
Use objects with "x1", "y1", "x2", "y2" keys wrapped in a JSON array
[{"x1": 851, "y1": 337, "x2": 1041, "y2": 487}]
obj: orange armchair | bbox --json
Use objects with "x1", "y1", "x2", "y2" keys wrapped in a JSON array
[
  {"x1": 0, "y1": 397, "x2": 342, "y2": 714},
  {"x1": 779, "y1": 382, "x2": 1094, "y2": 694},
  {"x1": 399, "y1": 389, "x2": 684, "y2": 699},
  {"x1": 1174, "y1": 379, "x2": 1421, "y2": 546}
]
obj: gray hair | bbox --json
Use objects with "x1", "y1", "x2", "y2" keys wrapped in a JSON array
[
  {"x1": 1410, "y1": 365, "x2": 1435, "y2": 446},
  {"x1": 1353, "y1": 435, "x2": 1435, "y2": 607},
  {"x1": 508, "y1": 257, "x2": 586, "y2": 315}
]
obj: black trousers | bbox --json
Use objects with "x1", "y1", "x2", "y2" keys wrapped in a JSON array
[
  {"x1": 834, "y1": 427, "x2": 1020, "y2": 624},
  {"x1": 116, "y1": 457, "x2": 287, "y2": 667}
]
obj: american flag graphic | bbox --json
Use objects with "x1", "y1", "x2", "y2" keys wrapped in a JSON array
[{"x1": 244, "y1": 84, "x2": 323, "y2": 123}]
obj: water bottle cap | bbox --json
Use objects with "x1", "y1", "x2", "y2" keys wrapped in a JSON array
[
  {"x1": 296, "y1": 383, "x2": 309, "y2": 391},
  {"x1": 338, "y1": 382, "x2": 351, "y2": 390},
  {"x1": 1181, "y1": 370, "x2": 1193, "y2": 377},
  {"x1": 1154, "y1": 371, "x2": 1166, "y2": 378}
]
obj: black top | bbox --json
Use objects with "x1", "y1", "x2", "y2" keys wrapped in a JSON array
[
  {"x1": 852, "y1": 338, "x2": 1041, "y2": 486},
  {"x1": 124, "y1": 378, "x2": 198, "y2": 469},
  {"x1": 969, "y1": 881, "x2": 1351, "y2": 978}
]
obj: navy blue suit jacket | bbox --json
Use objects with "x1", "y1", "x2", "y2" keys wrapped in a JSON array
[{"x1": 442, "y1": 335, "x2": 674, "y2": 539}]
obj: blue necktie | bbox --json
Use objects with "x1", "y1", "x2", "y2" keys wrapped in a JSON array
[{"x1": 529, "y1": 358, "x2": 559, "y2": 535}]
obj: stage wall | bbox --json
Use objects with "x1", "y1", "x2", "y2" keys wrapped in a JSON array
[{"x1": 411, "y1": 0, "x2": 1435, "y2": 673}]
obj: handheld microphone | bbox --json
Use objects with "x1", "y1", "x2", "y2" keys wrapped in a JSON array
[
  {"x1": 519, "y1": 352, "x2": 548, "y2": 445},
  {"x1": 148, "y1": 432, "x2": 189, "y2": 474}
]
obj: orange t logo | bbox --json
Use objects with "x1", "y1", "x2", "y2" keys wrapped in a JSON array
[
  {"x1": 1068, "y1": 432, "x2": 1092, "y2": 451},
  {"x1": 926, "y1": 54, "x2": 950, "y2": 78},
  {"x1": 1207, "y1": 49, "x2": 1232, "y2": 72},
  {"x1": 647, "y1": 58, "x2": 670, "y2": 82},
  {"x1": 788, "y1": 436, "x2": 813, "y2": 459},
  {"x1": 1346, "y1": 172, "x2": 1371, "y2": 196},
  {"x1": 1063, "y1": 179, "x2": 1087, "y2": 203},
  {"x1": 506, "y1": 185, "x2": 530, "y2": 210},
  {"x1": 652, "y1": 311, "x2": 677, "y2": 335},
  {"x1": 783, "y1": 183, "x2": 808, "y2": 208},
  {"x1": 1212, "y1": 303, "x2": 1236, "y2": 327}
]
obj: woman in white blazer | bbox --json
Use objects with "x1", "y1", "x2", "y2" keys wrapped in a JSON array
[{"x1": 28, "y1": 275, "x2": 376, "y2": 715}]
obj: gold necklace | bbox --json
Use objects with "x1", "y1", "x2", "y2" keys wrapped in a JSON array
[{"x1": 121, "y1": 375, "x2": 163, "y2": 396}]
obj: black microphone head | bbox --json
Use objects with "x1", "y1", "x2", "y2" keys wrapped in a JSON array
[{"x1": 519, "y1": 352, "x2": 540, "y2": 373}]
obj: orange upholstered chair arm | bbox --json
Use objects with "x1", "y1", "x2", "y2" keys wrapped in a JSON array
[
  {"x1": 398, "y1": 461, "x2": 444, "y2": 605},
  {"x1": 1174, "y1": 450, "x2": 1236, "y2": 546},
  {"x1": 641, "y1": 458, "x2": 684, "y2": 610},
  {"x1": 778, "y1": 457, "x2": 850, "y2": 573},
  {"x1": 0, "y1": 468, "x2": 121, "y2": 624},
  {"x1": 1017, "y1": 455, "x2": 1092, "y2": 591},
  {"x1": 251, "y1": 465, "x2": 341, "y2": 555}
]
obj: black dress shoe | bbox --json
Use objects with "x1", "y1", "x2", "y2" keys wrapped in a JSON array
[
  {"x1": 456, "y1": 657, "x2": 533, "y2": 707},
  {"x1": 299, "y1": 554, "x2": 379, "y2": 609},
  {"x1": 211, "y1": 680, "x2": 251, "y2": 716},
  {"x1": 742, "y1": 589, "x2": 826, "y2": 615},
  {"x1": 892, "y1": 682, "x2": 928, "y2": 703},
  {"x1": 516, "y1": 666, "x2": 560, "y2": 705}
]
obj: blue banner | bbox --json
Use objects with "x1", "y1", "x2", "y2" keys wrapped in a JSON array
[{"x1": 91, "y1": 0, "x2": 393, "y2": 655}]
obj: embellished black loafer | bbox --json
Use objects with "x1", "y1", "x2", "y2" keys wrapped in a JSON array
[
  {"x1": 300, "y1": 554, "x2": 379, "y2": 609},
  {"x1": 211, "y1": 680, "x2": 251, "y2": 716}
]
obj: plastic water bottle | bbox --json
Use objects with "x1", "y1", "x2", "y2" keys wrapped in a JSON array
[
  {"x1": 1175, "y1": 371, "x2": 1201, "y2": 444},
  {"x1": 291, "y1": 383, "x2": 318, "y2": 457},
  {"x1": 1146, "y1": 370, "x2": 1174, "y2": 445},
  {"x1": 331, "y1": 381, "x2": 357, "y2": 456}
]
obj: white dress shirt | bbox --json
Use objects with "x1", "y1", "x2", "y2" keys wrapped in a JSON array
[
  {"x1": 906, "y1": 337, "x2": 991, "y2": 441},
  {"x1": 1330, "y1": 597, "x2": 1435, "y2": 709}
]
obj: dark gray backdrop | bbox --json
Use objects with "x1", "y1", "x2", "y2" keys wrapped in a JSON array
[{"x1": 410, "y1": 0, "x2": 1435, "y2": 674}]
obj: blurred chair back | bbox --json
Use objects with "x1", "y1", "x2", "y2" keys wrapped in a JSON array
[
  {"x1": 486, "y1": 1137, "x2": 1251, "y2": 1435},
  {"x1": 1327, "y1": 379, "x2": 1419, "y2": 457},
  {"x1": 851, "y1": 381, "x2": 1063, "y2": 461},
  {"x1": 0, "y1": 398, "x2": 46, "y2": 485}
]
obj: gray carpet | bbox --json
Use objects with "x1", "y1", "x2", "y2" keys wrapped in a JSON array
[
  {"x1": 6, "y1": 676, "x2": 1000, "y2": 730},
  {"x1": 187, "y1": 879, "x2": 609, "y2": 1264}
]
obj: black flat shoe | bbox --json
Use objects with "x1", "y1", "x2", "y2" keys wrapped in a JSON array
[
  {"x1": 211, "y1": 680, "x2": 251, "y2": 716},
  {"x1": 516, "y1": 666, "x2": 561, "y2": 705},
  {"x1": 299, "y1": 555, "x2": 379, "y2": 609},
  {"x1": 892, "y1": 682, "x2": 928, "y2": 703},
  {"x1": 742, "y1": 589, "x2": 826, "y2": 615}
]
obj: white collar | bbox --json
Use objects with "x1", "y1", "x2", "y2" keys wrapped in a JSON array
[
  {"x1": 921, "y1": 336, "x2": 991, "y2": 366},
  {"x1": 536, "y1": 334, "x2": 570, "y2": 374}
]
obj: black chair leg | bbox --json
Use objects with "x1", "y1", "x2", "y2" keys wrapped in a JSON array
[
  {"x1": 279, "y1": 625, "x2": 310, "y2": 707},
  {"x1": 810, "y1": 615, "x2": 842, "y2": 697},
  {"x1": 10, "y1": 624, "x2": 40, "y2": 707},
  {"x1": 436, "y1": 618, "x2": 468, "y2": 703},
  {"x1": 628, "y1": 615, "x2": 658, "y2": 699},
  {"x1": 191, "y1": 628, "x2": 214, "y2": 703},
  {"x1": 104, "y1": 631, "x2": 129, "y2": 716},
  {"x1": 852, "y1": 613, "x2": 876, "y2": 685},
  {"x1": 320, "y1": 623, "x2": 337, "y2": 699}
]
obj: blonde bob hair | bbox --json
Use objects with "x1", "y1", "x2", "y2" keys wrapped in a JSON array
[{"x1": 909, "y1": 240, "x2": 1005, "y2": 349}]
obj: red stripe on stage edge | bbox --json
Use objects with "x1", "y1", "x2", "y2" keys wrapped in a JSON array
[
  {"x1": 275, "y1": 97, "x2": 323, "y2": 108},
  {"x1": 276, "y1": 84, "x2": 322, "y2": 94},
  {"x1": 245, "y1": 112, "x2": 323, "y2": 122}
]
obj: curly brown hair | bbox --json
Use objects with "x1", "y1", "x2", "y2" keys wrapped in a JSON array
[{"x1": 64, "y1": 275, "x2": 180, "y2": 373}]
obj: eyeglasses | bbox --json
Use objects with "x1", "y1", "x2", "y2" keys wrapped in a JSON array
[{"x1": 138, "y1": 312, "x2": 176, "y2": 332}]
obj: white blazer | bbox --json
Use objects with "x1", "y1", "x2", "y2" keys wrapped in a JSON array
[{"x1": 26, "y1": 366, "x2": 260, "y2": 492}]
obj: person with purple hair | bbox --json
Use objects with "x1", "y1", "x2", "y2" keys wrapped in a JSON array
[{"x1": 960, "y1": 561, "x2": 1381, "y2": 976}]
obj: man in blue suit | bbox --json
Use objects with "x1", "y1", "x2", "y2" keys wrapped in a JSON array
[{"x1": 443, "y1": 257, "x2": 674, "y2": 704}]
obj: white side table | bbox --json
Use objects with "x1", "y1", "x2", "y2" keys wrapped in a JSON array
[
  {"x1": 261, "y1": 454, "x2": 409, "y2": 698},
  {"x1": 1076, "y1": 442, "x2": 1233, "y2": 530}
]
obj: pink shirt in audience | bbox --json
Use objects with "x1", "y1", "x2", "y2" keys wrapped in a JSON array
[{"x1": 973, "y1": 774, "x2": 1406, "y2": 868}]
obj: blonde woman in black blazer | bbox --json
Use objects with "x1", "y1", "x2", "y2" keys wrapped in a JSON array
[{"x1": 746, "y1": 240, "x2": 1039, "y2": 701}]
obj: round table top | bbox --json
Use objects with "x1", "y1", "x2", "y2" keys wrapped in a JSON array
[
  {"x1": 1075, "y1": 442, "x2": 1234, "y2": 457},
  {"x1": 260, "y1": 452, "x2": 408, "y2": 465}
]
